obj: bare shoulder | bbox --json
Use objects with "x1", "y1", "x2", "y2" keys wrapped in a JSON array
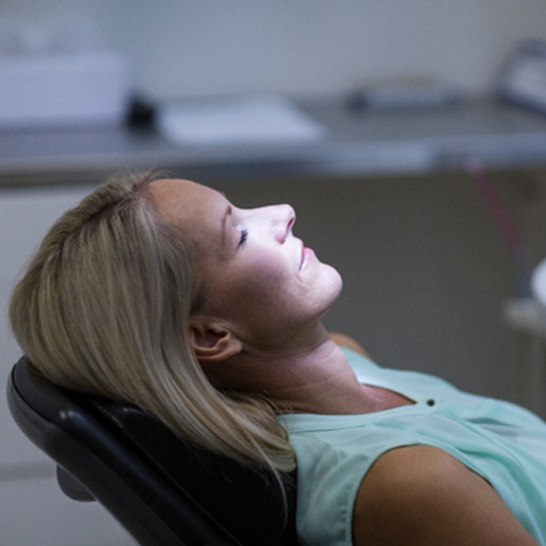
[{"x1": 353, "y1": 445, "x2": 537, "y2": 546}]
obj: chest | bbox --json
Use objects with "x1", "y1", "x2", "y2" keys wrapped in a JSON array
[{"x1": 360, "y1": 384, "x2": 415, "y2": 413}]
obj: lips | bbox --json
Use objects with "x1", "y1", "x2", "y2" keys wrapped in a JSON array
[{"x1": 300, "y1": 245, "x2": 314, "y2": 271}]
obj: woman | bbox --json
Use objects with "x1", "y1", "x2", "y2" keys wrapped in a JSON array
[{"x1": 9, "y1": 172, "x2": 545, "y2": 545}]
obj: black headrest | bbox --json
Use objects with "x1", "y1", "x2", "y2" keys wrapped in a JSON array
[
  {"x1": 8, "y1": 356, "x2": 299, "y2": 546},
  {"x1": 88, "y1": 397, "x2": 298, "y2": 545}
]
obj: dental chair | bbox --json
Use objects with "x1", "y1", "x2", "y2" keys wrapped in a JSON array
[{"x1": 7, "y1": 356, "x2": 299, "y2": 546}]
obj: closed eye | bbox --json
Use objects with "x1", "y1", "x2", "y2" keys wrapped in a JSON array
[{"x1": 238, "y1": 228, "x2": 249, "y2": 247}]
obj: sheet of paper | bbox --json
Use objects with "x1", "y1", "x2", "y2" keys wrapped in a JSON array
[{"x1": 158, "y1": 96, "x2": 325, "y2": 145}]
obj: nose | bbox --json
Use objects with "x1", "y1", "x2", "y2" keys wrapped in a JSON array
[
  {"x1": 279, "y1": 205, "x2": 296, "y2": 242},
  {"x1": 264, "y1": 204, "x2": 296, "y2": 243}
]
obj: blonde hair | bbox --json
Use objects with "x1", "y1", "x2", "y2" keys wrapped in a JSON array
[{"x1": 9, "y1": 172, "x2": 295, "y2": 476}]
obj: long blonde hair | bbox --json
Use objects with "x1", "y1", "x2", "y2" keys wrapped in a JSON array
[{"x1": 9, "y1": 171, "x2": 295, "y2": 475}]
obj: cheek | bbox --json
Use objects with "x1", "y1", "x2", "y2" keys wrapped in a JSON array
[
  {"x1": 236, "y1": 258, "x2": 292, "y2": 303},
  {"x1": 201, "y1": 256, "x2": 290, "y2": 315},
  {"x1": 254, "y1": 255, "x2": 291, "y2": 283}
]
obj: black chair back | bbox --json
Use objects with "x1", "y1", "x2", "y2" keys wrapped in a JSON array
[{"x1": 7, "y1": 356, "x2": 299, "y2": 546}]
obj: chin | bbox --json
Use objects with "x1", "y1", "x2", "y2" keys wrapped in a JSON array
[
  {"x1": 320, "y1": 265, "x2": 344, "y2": 308},
  {"x1": 327, "y1": 262, "x2": 343, "y2": 288}
]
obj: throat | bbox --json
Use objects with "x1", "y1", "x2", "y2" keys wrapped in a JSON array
[
  {"x1": 275, "y1": 380, "x2": 415, "y2": 416},
  {"x1": 301, "y1": 384, "x2": 414, "y2": 415}
]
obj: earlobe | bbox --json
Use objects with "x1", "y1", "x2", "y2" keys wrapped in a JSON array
[{"x1": 190, "y1": 316, "x2": 243, "y2": 363}]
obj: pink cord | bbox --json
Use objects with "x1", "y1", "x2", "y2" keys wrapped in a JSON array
[
  {"x1": 467, "y1": 159, "x2": 525, "y2": 255},
  {"x1": 467, "y1": 159, "x2": 530, "y2": 296}
]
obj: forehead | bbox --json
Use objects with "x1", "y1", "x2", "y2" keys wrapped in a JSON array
[{"x1": 148, "y1": 178, "x2": 225, "y2": 229}]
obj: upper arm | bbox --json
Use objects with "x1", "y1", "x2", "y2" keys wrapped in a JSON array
[{"x1": 353, "y1": 446, "x2": 538, "y2": 546}]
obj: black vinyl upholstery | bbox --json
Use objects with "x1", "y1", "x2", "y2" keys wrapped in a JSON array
[{"x1": 7, "y1": 356, "x2": 299, "y2": 546}]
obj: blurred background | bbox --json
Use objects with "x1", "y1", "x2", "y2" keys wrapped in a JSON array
[
  {"x1": 0, "y1": 0, "x2": 542, "y2": 99},
  {"x1": 1, "y1": 1, "x2": 546, "y2": 544}
]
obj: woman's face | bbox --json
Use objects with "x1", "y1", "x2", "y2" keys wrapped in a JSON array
[{"x1": 150, "y1": 178, "x2": 342, "y2": 345}]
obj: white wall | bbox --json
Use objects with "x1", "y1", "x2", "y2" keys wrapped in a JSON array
[{"x1": 0, "y1": 1, "x2": 545, "y2": 100}]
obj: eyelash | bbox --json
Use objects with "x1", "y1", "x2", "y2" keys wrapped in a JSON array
[{"x1": 238, "y1": 228, "x2": 249, "y2": 247}]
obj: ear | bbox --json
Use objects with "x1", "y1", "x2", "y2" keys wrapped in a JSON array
[{"x1": 189, "y1": 315, "x2": 243, "y2": 364}]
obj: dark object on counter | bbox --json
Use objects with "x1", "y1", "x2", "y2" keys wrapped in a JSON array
[{"x1": 126, "y1": 94, "x2": 157, "y2": 130}]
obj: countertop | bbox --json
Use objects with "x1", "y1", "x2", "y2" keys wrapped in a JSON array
[{"x1": 1, "y1": 98, "x2": 546, "y2": 187}]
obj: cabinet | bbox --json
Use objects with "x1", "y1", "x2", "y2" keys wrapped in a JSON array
[{"x1": 1, "y1": 186, "x2": 136, "y2": 545}]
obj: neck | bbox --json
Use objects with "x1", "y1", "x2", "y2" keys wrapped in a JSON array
[{"x1": 204, "y1": 323, "x2": 371, "y2": 414}]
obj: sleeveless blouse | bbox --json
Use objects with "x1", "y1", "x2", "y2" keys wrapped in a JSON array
[{"x1": 278, "y1": 349, "x2": 546, "y2": 545}]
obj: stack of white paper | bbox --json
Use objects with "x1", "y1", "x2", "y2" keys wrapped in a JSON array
[{"x1": 158, "y1": 96, "x2": 325, "y2": 146}]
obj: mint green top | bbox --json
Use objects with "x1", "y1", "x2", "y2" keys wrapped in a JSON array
[{"x1": 277, "y1": 349, "x2": 546, "y2": 546}]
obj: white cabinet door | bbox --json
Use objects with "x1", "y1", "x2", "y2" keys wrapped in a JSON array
[{"x1": 1, "y1": 185, "x2": 136, "y2": 546}]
